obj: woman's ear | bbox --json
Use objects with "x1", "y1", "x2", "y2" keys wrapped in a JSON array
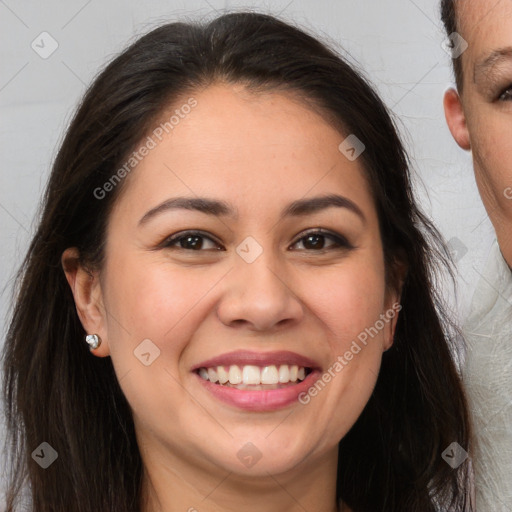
[
  {"x1": 383, "y1": 260, "x2": 407, "y2": 351},
  {"x1": 61, "y1": 247, "x2": 110, "y2": 357},
  {"x1": 443, "y1": 87, "x2": 471, "y2": 151},
  {"x1": 382, "y1": 298, "x2": 402, "y2": 352},
  {"x1": 383, "y1": 302, "x2": 402, "y2": 352}
]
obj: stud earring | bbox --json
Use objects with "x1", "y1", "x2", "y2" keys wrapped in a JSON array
[{"x1": 85, "y1": 334, "x2": 101, "y2": 350}]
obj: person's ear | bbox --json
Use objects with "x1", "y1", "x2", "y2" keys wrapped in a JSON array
[
  {"x1": 443, "y1": 87, "x2": 471, "y2": 151},
  {"x1": 383, "y1": 260, "x2": 407, "y2": 351},
  {"x1": 382, "y1": 297, "x2": 402, "y2": 352},
  {"x1": 61, "y1": 247, "x2": 110, "y2": 357}
]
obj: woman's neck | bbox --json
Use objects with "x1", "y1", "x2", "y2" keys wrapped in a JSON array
[{"x1": 139, "y1": 438, "x2": 341, "y2": 512}]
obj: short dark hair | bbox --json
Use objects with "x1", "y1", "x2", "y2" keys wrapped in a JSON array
[
  {"x1": 2, "y1": 10, "x2": 472, "y2": 512},
  {"x1": 440, "y1": 0, "x2": 464, "y2": 92}
]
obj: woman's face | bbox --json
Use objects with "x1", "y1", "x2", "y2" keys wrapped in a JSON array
[{"x1": 86, "y1": 84, "x2": 399, "y2": 481}]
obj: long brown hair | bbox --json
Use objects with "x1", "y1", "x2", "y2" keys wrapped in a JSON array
[{"x1": 2, "y1": 11, "x2": 472, "y2": 511}]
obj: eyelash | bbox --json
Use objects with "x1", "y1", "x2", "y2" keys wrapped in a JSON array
[{"x1": 161, "y1": 229, "x2": 353, "y2": 253}]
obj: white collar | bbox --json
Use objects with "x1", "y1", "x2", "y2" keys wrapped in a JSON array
[{"x1": 465, "y1": 239, "x2": 512, "y2": 326}]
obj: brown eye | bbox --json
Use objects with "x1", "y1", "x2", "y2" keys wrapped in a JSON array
[
  {"x1": 161, "y1": 229, "x2": 352, "y2": 253},
  {"x1": 498, "y1": 86, "x2": 512, "y2": 101},
  {"x1": 163, "y1": 231, "x2": 222, "y2": 251},
  {"x1": 290, "y1": 229, "x2": 352, "y2": 251}
]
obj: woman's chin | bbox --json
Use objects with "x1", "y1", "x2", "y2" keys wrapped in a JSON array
[
  {"x1": 212, "y1": 453, "x2": 309, "y2": 478},
  {"x1": 196, "y1": 434, "x2": 321, "y2": 478}
]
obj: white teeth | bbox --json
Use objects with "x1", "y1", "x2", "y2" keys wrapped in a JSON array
[
  {"x1": 198, "y1": 364, "x2": 309, "y2": 385},
  {"x1": 261, "y1": 365, "x2": 279, "y2": 384},
  {"x1": 207, "y1": 367, "x2": 218, "y2": 383},
  {"x1": 242, "y1": 365, "x2": 260, "y2": 385},
  {"x1": 217, "y1": 366, "x2": 229, "y2": 384},
  {"x1": 228, "y1": 365, "x2": 242, "y2": 384},
  {"x1": 289, "y1": 365, "x2": 298, "y2": 382},
  {"x1": 278, "y1": 364, "x2": 290, "y2": 383}
]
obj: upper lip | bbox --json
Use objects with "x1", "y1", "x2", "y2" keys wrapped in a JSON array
[{"x1": 191, "y1": 350, "x2": 321, "y2": 371}]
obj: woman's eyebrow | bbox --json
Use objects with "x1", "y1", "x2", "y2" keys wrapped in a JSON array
[{"x1": 138, "y1": 194, "x2": 366, "y2": 226}]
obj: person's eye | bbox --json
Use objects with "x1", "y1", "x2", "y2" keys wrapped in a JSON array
[
  {"x1": 160, "y1": 228, "x2": 353, "y2": 253},
  {"x1": 498, "y1": 85, "x2": 512, "y2": 101},
  {"x1": 290, "y1": 229, "x2": 353, "y2": 252},
  {"x1": 162, "y1": 230, "x2": 224, "y2": 251}
]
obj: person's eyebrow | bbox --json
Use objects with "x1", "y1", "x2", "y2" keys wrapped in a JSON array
[
  {"x1": 138, "y1": 194, "x2": 366, "y2": 226},
  {"x1": 474, "y1": 47, "x2": 512, "y2": 81}
]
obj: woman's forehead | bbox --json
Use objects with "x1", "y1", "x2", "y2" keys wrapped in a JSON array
[{"x1": 109, "y1": 84, "x2": 375, "y2": 221}]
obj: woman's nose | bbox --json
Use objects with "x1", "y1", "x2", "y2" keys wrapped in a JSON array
[{"x1": 215, "y1": 244, "x2": 304, "y2": 332}]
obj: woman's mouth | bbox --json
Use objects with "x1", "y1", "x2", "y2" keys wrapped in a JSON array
[
  {"x1": 191, "y1": 351, "x2": 321, "y2": 411},
  {"x1": 196, "y1": 364, "x2": 311, "y2": 390}
]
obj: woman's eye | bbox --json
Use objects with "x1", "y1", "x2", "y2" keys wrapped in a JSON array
[
  {"x1": 498, "y1": 86, "x2": 512, "y2": 101},
  {"x1": 163, "y1": 231, "x2": 222, "y2": 251},
  {"x1": 161, "y1": 229, "x2": 351, "y2": 252},
  {"x1": 290, "y1": 231, "x2": 351, "y2": 251}
]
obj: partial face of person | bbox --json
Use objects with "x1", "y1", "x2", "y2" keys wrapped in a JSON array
[
  {"x1": 444, "y1": 0, "x2": 512, "y2": 266},
  {"x1": 71, "y1": 84, "x2": 399, "y2": 489}
]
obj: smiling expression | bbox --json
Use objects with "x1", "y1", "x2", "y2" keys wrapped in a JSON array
[{"x1": 79, "y1": 83, "x2": 399, "y2": 486}]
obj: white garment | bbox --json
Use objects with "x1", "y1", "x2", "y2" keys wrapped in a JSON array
[{"x1": 462, "y1": 240, "x2": 512, "y2": 511}]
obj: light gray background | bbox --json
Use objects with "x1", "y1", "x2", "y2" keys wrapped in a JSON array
[{"x1": 0, "y1": 0, "x2": 495, "y2": 501}]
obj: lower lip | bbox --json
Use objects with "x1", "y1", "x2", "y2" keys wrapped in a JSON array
[{"x1": 194, "y1": 370, "x2": 321, "y2": 411}]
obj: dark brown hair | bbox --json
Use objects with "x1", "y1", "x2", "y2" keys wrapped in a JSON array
[
  {"x1": 2, "y1": 11, "x2": 473, "y2": 512},
  {"x1": 440, "y1": 0, "x2": 464, "y2": 92}
]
